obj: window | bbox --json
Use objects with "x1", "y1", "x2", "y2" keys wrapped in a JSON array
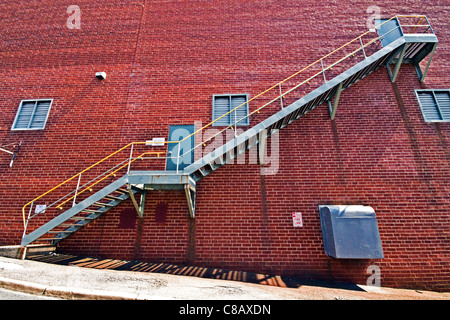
[
  {"x1": 212, "y1": 94, "x2": 249, "y2": 126},
  {"x1": 11, "y1": 99, "x2": 52, "y2": 130},
  {"x1": 415, "y1": 89, "x2": 450, "y2": 122}
]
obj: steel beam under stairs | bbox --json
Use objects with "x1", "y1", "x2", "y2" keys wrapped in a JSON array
[{"x1": 127, "y1": 171, "x2": 197, "y2": 219}]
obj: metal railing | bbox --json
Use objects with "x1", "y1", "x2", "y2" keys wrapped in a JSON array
[
  {"x1": 172, "y1": 15, "x2": 435, "y2": 171},
  {"x1": 21, "y1": 15, "x2": 434, "y2": 239}
]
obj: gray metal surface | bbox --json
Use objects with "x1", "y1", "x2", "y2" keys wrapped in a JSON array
[
  {"x1": 318, "y1": 205, "x2": 384, "y2": 259},
  {"x1": 212, "y1": 94, "x2": 250, "y2": 126},
  {"x1": 11, "y1": 99, "x2": 53, "y2": 131},
  {"x1": 415, "y1": 89, "x2": 450, "y2": 122},
  {"x1": 166, "y1": 124, "x2": 195, "y2": 171},
  {"x1": 376, "y1": 18, "x2": 403, "y2": 47}
]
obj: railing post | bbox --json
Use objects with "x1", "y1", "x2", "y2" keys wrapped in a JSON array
[
  {"x1": 424, "y1": 16, "x2": 435, "y2": 35},
  {"x1": 72, "y1": 173, "x2": 82, "y2": 207},
  {"x1": 359, "y1": 36, "x2": 367, "y2": 59},
  {"x1": 397, "y1": 17, "x2": 404, "y2": 36},
  {"x1": 234, "y1": 108, "x2": 237, "y2": 137},
  {"x1": 320, "y1": 59, "x2": 327, "y2": 83},
  {"x1": 176, "y1": 141, "x2": 181, "y2": 174},
  {"x1": 22, "y1": 201, "x2": 34, "y2": 239},
  {"x1": 127, "y1": 143, "x2": 134, "y2": 174},
  {"x1": 279, "y1": 83, "x2": 284, "y2": 109}
]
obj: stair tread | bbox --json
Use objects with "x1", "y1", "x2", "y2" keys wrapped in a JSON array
[
  {"x1": 93, "y1": 201, "x2": 114, "y2": 207},
  {"x1": 48, "y1": 230, "x2": 73, "y2": 233},
  {"x1": 104, "y1": 195, "x2": 124, "y2": 201},
  {"x1": 81, "y1": 209, "x2": 103, "y2": 213}
]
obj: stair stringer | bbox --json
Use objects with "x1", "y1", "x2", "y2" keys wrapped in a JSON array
[
  {"x1": 21, "y1": 175, "x2": 129, "y2": 247},
  {"x1": 184, "y1": 35, "x2": 412, "y2": 179}
]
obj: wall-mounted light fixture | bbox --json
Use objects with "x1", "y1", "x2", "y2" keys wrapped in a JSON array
[{"x1": 95, "y1": 72, "x2": 106, "y2": 80}]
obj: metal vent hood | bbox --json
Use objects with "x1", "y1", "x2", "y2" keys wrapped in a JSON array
[{"x1": 318, "y1": 205, "x2": 384, "y2": 259}]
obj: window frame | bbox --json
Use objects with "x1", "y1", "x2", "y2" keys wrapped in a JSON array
[
  {"x1": 11, "y1": 99, "x2": 53, "y2": 131},
  {"x1": 212, "y1": 94, "x2": 250, "y2": 127},
  {"x1": 414, "y1": 89, "x2": 450, "y2": 123}
]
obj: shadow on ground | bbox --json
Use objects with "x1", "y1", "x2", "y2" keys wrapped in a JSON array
[{"x1": 28, "y1": 253, "x2": 364, "y2": 292}]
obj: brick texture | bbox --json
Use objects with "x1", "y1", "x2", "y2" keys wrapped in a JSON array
[{"x1": 0, "y1": 1, "x2": 449, "y2": 291}]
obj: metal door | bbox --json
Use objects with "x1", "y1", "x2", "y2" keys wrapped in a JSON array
[
  {"x1": 166, "y1": 124, "x2": 195, "y2": 171},
  {"x1": 375, "y1": 18, "x2": 403, "y2": 47}
]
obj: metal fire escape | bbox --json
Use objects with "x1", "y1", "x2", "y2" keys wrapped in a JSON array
[{"x1": 20, "y1": 16, "x2": 438, "y2": 248}]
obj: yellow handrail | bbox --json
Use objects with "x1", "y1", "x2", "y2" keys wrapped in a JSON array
[
  {"x1": 21, "y1": 144, "x2": 162, "y2": 225},
  {"x1": 26, "y1": 143, "x2": 131, "y2": 205},
  {"x1": 55, "y1": 151, "x2": 163, "y2": 210},
  {"x1": 22, "y1": 15, "x2": 431, "y2": 229}
]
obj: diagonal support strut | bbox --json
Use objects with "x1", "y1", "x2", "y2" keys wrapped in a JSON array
[
  {"x1": 414, "y1": 42, "x2": 437, "y2": 83},
  {"x1": 185, "y1": 184, "x2": 196, "y2": 219},
  {"x1": 128, "y1": 184, "x2": 144, "y2": 218},
  {"x1": 328, "y1": 82, "x2": 343, "y2": 120},
  {"x1": 387, "y1": 44, "x2": 407, "y2": 83}
]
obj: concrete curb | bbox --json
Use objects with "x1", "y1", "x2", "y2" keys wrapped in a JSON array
[
  {"x1": 0, "y1": 276, "x2": 141, "y2": 300},
  {"x1": 1, "y1": 255, "x2": 449, "y2": 300}
]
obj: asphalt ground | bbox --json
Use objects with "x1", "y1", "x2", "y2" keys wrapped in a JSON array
[{"x1": 0, "y1": 254, "x2": 448, "y2": 301}]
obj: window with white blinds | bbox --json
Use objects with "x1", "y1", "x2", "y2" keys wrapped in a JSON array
[
  {"x1": 11, "y1": 99, "x2": 53, "y2": 130},
  {"x1": 415, "y1": 90, "x2": 450, "y2": 122},
  {"x1": 212, "y1": 94, "x2": 249, "y2": 126}
]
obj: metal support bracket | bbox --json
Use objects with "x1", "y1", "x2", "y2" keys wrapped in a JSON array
[
  {"x1": 387, "y1": 44, "x2": 407, "y2": 83},
  {"x1": 139, "y1": 190, "x2": 146, "y2": 217},
  {"x1": 414, "y1": 42, "x2": 437, "y2": 83},
  {"x1": 185, "y1": 184, "x2": 196, "y2": 219},
  {"x1": 0, "y1": 146, "x2": 13, "y2": 155},
  {"x1": 127, "y1": 184, "x2": 144, "y2": 218},
  {"x1": 328, "y1": 82, "x2": 343, "y2": 120},
  {"x1": 0, "y1": 141, "x2": 22, "y2": 167}
]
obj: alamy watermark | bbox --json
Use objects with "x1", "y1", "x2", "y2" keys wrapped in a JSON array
[
  {"x1": 366, "y1": 264, "x2": 381, "y2": 287},
  {"x1": 366, "y1": 5, "x2": 381, "y2": 30},
  {"x1": 67, "y1": 5, "x2": 81, "y2": 29}
]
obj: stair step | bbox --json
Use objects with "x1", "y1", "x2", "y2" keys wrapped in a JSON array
[
  {"x1": 116, "y1": 188, "x2": 129, "y2": 194},
  {"x1": 38, "y1": 238, "x2": 62, "y2": 241},
  {"x1": 48, "y1": 230, "x2": 73, "y2": 233},
  {"x1": 71, "y1": 216, "x2": 95, "y2": 220},
  {"x1": 103, "y1": 195, "x2": 123, "y2": 201},
  {"x1": 92, "y1": 201, "x2": 114, "y2": 207},
  {"x1": 81, "y1": 209, "x2": 103, "y2": 214},
  {"x1": 60, "y1": 223, "x2": 83, "y2": 227}
]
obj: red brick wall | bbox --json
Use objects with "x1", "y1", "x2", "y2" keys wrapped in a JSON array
[{"x1": 0, "y1": 1, "x2": 449, "y2": 291}]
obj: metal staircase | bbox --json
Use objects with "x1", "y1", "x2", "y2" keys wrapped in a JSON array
[{"x1": 20, "y1": 16, "x2": 438, "y2": 248}]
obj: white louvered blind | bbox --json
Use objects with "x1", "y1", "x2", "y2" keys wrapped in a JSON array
[
  {"x1": 213, "y1": 94, "x2": 249, "y2": 126},
  {"x1": 416, "y1": 90, "x2": 450, "y2": 122},
  {"x1": 12, "y1": 100, "x2": 52, "y2": 130}
]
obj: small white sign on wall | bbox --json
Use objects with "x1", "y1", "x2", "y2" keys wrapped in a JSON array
[
  {"x1": 292, "y1": 212, "x2": 303, "y2": 227},
  {"x1": 35, "y1": 205, "x2": 46, "y2": 214},
  {"x1": 146, "y1": 138, "x2": 165, "y2": 146}
]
